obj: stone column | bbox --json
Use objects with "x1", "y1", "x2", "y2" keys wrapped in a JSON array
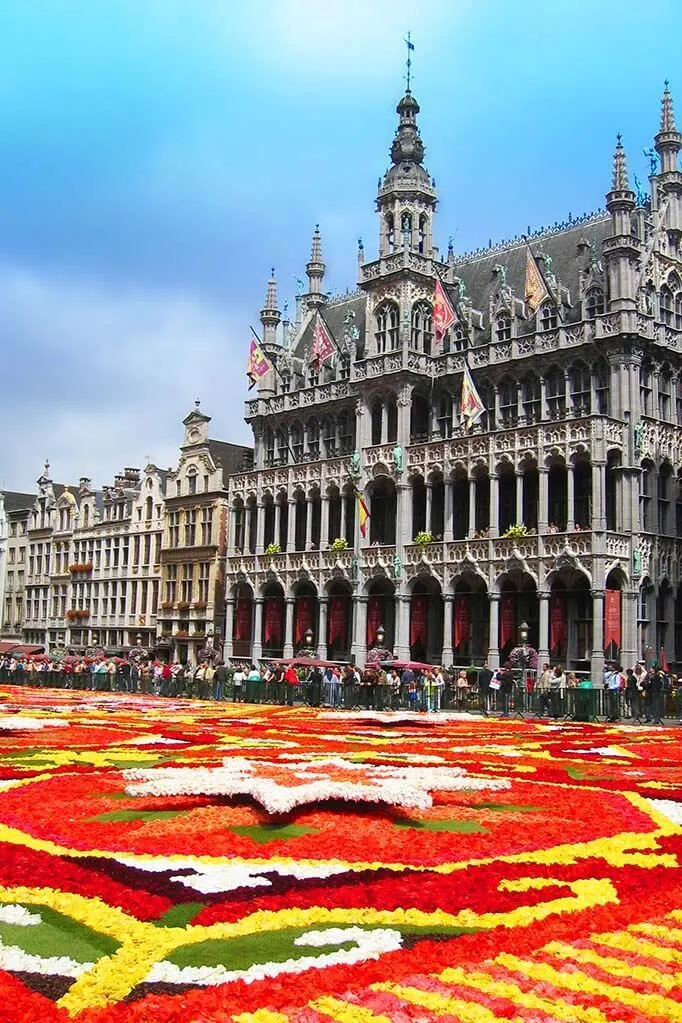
[
  {"x1": 442, "y1": 594, "x2": 454, "y2": 665},
  {"x1": 443, "y1": 479, "x2": 454, "y2": 542},
  {"x1": 274, "y1": 501, "x2": 282, "y2": 549},
  {"x1": 425, "y1": 482, "x2": 433, "y2": 534},
  {"x1": 537, "y1": 590, "x2": 550, "y2": 668},
  {"x1": 592, "y1": 461, "x2": 606, "y2": 532},
  {"x1": 224, "y1": 598, "x2": 235, "y2": 660},
  {"x1": 305, "y1": 500, "x2": 312, "y2": 551},
  {"x1": 287, "y1": 499, "x2": 296, "y2": 552},
  {"x1": 395, "y1": 593, "x2": 411, "y2": 660},
  {"x1": 488, "y1": 593, "x2": 500, "y2": 669},
  {"x1": 252, "y1": 598, "x2": 263, "y2": 660},
  {"x1": 622, "y1": 590, "x2": 638, "y2": 670},
  {"x1": 283, "y1": 598, "x2": 295, "y2": 658},
  {"x1": 591, "y1": 589, "x2": 605, "y2": 683},
  {"x1": 396, "y1": 482, "x2": 411, "y2": 548},
  {"x1": 468, "y1": 477, "x2": 477, "y2": 537},
  {"x1": 538, "y1": 468, "x2": 549, "y2": 532},
  {"x1": 317, "y1": 597, "x2": 328, "y2": 659},
  {"x1": 352, "y1": 595, "x2": 368, "y2": 665},
  {"x1": 567, "y1": 464, "x2": 575, "y2": 532},
  {"x1": 515, "y1": 471, "x2": 523, "y2": 527},
  {"x1": 256, "y1": 502, "x2": 265, "y2": 554},
  {"x1": 320, "y1": 495, "x2": 330, "y2": 549},
  {"x1": 340, "y1": 493, "x2": 347, "y2": 542},
  {"x1": 490, "y1": 473, "x2": 500, "y2": 537}
]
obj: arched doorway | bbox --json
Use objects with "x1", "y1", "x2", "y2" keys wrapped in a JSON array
[
  {"x1": 232, "y1": 583, "x2": 253, "y2": 660},
  {"x1": 604, "y1": 568, "x2": 625, "y2": 667},
  {"x1": 409, "y1": 576, "x2": 443, "y2": 664},
  {"x1": 367, "y1": 577, "x2": 396, "y2": 653},
  {"x1": 262, "y1": 582, "x2": 285, "y2": 658},
  {"x1": 452, "y1": 575, "x2": 489, "y2": 665},
  {"x1": 498, "y1": 574, "x2": 539, "y2": 663},
  {"x1": 293, "y1": 581, "x2": 318, "y2": 653},
  {"x1": 549, "y1": 571, "x2": 592, "y2": 670},
  {"x1": 327, "y1": 580, "x2": 352, "y2": 661}
]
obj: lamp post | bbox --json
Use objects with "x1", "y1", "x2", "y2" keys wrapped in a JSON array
[
  {"x1": 519, "y1": 621, "x2": 529, "y2": 646},
  {"x1": 304, "y1": 626, "x2": 315, "y2": 653},
  {"x1": 375, "y1": 624, "x2": 386, "y2": 649}
]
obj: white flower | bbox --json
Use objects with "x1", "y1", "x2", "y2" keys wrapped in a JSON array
[
  {"x1": 0, "y1": 716, "x2": 68, "y2": 731},
  {"x1": 114, "y1": 855, "x2": 348, "y2": 894},
  {"x1": 0, "y1": 905, "x2": 41, "y2": 926},
  {"x1": 645, "y1": 798, "x2": 682, "y2": 826},
  {"x1": 0, "y1": 938, "x2": 91, "y2": 978}
]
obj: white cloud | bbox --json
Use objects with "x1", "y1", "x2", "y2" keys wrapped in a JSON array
[{"x1": 0, "y1": 263, "x2": 252, "y2": 490}]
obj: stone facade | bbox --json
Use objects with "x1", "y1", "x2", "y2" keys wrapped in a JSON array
[
  {"x1": 225, "y1": 84, "x2": 682, "y2": 677},
  {"x1": 0, "y1": 491, "x2": 33, "y2": 642}
]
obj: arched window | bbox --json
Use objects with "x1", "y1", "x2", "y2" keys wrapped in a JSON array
[
  {"x1": 436, "y1": 392, "x2": 453, "y2": 438},
  {"x1": 385, "y1": 213, "x2": 395, "y2": 253},
  {"x1": 545, "y1": 366, "x2": 566, "y2": 419},
  {"x1": 418, "y1": 213, "x2": 427, "y2": 254},
  {"x1": 291, "y1": 422, "x2": 304, "y2": 462},
  {"x1": 145, "y1": 496, "x2": 153, "y2": 521},
  {"x1": 411, "y1": 301, "x2": 433, "y2": 354},
  {"x1": 82, "y1": 504, "x2": 89, "y2": 529},
  {"x1": 410, "y1": 392, "x2": 430, "y2": 443},
  {"x1": 499, "y1": 377, "x2": 518, "y2": 427},
  {"x1": 594, "y1": 359, "x2": 610, "y2": 415},
  {"x1": 660, "y1": 285, "x2": 674, "y2": 326},
  {"x1": 478, "y1": 383, "x2": 495, "y2": 431},
  {"x1": 370, "y1": 399, "x2": 383, "y2": 446},
  {"x1": 187, "y1": 468, "x2": 197, "y2": 496},
  {"x1": 375, "y1": 301, "x2": 399, "y2": 354},
  {"x1": 522, "y1": 374, "x2": 541, "y2": 424},
  {"x1": 338, "y1": 410, "x2": 354, "y2": 453},
  {"x1": 451, "y1": 322, "x2": 467, "y2": 352},
  {"x1": 306, "y1": 418, "x2": 320, "y2": 459},
  {"x1": 585, "y1": 287, "x2": 605, "y2": 318},
  {"x1": 660, "y1": 365, "x2": 672, "y2": 420},
  {"x1": 640, "y1": 360, "x2": 653, "y2": 416},
  {"x1": 275, "y1": 429, "x2": 289, "y2": 465},
  {"x1": 264, "y1": 426, "x2": 275, "y2": 466},
  {"x1": 322, "y1": 418, "x2": 336, "y2": 456},
  {"x1": 386, "y1": 395, "x2": 398, "y2": 442},
  {"x1": 676, "y1": 293, "x2": 682, "y2": 330},
  {"x1": 570, "y1": 362, "x2": 591, "y2": 415},
  {"x1": 496, "y1": 312, "x2": 512, "y2": 341},
  {"x1": 401, "y1": 210, "x2": 412, "y2": 246},
  {"x1": 640, "y1": 461, "x2": 654, "y2": 531},
  {"x1": 539, "y1": 301, "x2": 558, "y2": 331}
]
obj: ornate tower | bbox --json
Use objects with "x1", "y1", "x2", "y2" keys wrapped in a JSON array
[
  {"x1": 376, "y1": 88, "x2": 437, "y2": 258},
  {"x1": 654, "y1": 82, "x2": 682, "y2": 243},
  {"x1": 258, "y1": 268, "x2": 281, "y2": 399},
  {"x1": 604, "y1": 136, "x2": 641, "y2": 312}
]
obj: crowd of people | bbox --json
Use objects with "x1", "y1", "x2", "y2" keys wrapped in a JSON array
[{"x1": 0, "y1": 652, "x2": 677, "y2": 721}]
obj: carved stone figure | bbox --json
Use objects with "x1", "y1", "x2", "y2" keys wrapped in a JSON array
[
  {"x1": 633, "y1": 548, "x2": 642, "y2": 577},
  {"x1": 393, "y1": 553, "x2": 402, "y2": 579},
  {"x1": 393, "y1": 444, "x2": 404, "y2": 473},
  {"x1": 351, "y1": 450, "x2": 361, "y2": 476},
  {"x1": 634, "y1": 422, "x2": 644, "y2": 458}
]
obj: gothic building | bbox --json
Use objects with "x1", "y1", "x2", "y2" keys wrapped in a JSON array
[{"x1": 225, "y1": 83, "x2": 682, "y2": 678}]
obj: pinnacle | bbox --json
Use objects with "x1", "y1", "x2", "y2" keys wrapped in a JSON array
[
  {"x1": 660, "y1": 80, "x2": 677, "y2": 132},
  {"x1": 612, "y1": 135, "x2": 630, "y2": 191},
  {"x1": 309, "y1": 225, "x2": 323, "y2": 264},
  {"x1": 264, "y1": 268, "x2": 278, "y2": 311}
]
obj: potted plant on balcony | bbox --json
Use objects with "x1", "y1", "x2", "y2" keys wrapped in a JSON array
[
  {"x1": 502, "y1": 524, "x2": 528, "y2": 540},
  {"x1": 330, "y1": 537, "x2": 348, "y2": 552},
  {"x1": 265, "y1": 543, "x2": 281, "y2": 556},
  {"x1": 413, "y1": 530, "x2": 433, "y2": 547}
]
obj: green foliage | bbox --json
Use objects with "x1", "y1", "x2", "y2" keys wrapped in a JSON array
[{"x1": 413, "y1": 531, "x2": 433, "y2": 546}]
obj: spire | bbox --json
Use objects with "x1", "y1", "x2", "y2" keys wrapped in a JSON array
[
  {"x1": 260, "y1": 267, "x2": 281, "y2": 352},
  {"x1": 661, "y1": 80, "x2": 676, "y2": 132},
  {"x1": 390, "y1": 89, "x2": 425, "y2": 166},
  {"x1": 655, "y1": 80, "x2": 682, "y2": 176},
  {"x1": 612, "y1": 134, "x2": 629, "y2": 191},
  {"x1": 305, "y1": 225, "x2": 327, "y2": 309}
]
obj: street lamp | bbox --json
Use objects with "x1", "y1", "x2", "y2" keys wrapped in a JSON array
[
  {"x1": 376, "y1": 624, "x2": 386, "y2": 648},
  {"x1": 519, "y1": 621, "x2": 530, "y2": 646},
  {"x1": 304, "y1": 626, "x2": 314, "y2": 650}
]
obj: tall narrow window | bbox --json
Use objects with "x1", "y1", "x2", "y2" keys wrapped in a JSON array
[
  {"x1": 585, "y1": 287, "x2": 605, "y2": 318},
  {"x1": 539, "y1": 302, "x2": 558, "y2": 331},
  {"x1": 495, "y1": 312, "x2": 512, "y2": 341},
  {"x1": 375, "y1": 302, "x2": 399, "y2": 354},
  {"x1": 410, "y1": 302, "x2": 433, "y2": 354},
  {"x1": 660, "y1": 286, "x2": 674, "y2": 326},
  {"x1": 545, "y1": 367, "x2": 566, "y2": 419}
]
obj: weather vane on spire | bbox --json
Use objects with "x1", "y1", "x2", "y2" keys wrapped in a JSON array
[{"x1": 404, "y1": 31, "x2": 414, "y2": 91}]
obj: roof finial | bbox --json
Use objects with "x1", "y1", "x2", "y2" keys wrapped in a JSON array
[
  {"x1": 194, "y1": 398, "x2": 201, "y2": 410},
  {"x1": 310, "y1": 224, "x2": 322, "y2": 263},
  {"x1": 404, "y1": 32, "x2": 414, "y2": 91},
  {"x1": 264, "y1": 267, "x2": 278, "y2": 310}
]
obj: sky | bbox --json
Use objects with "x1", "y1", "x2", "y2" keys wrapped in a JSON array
[{"x1": 1, "y1": 0, "x2": 680, "y2": 491}]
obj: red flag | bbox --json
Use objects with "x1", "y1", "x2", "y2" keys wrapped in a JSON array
[
  {"x1": 246, "y1": 338, "x2": 271, "y2": 388},
  {"x1": 367, "y1": 597, "x2": 382, "y2": 647},
  {"x1": 433, "y1": 279, "x2": 456, "y2": 346},
  {"x1": 410, "y1": 595, "x2": 429, "y2": 647},
  {"x1": 550, "y1": 591, "x2": 566, "y2": 653},
  {"x1": 357, "y1": 494, "x2": 370, "y2": 539},
  {"x1": 309, "y1": 314, "x2": 335, "y2": 371},
  {"x1": 453, "y1": 597, "x2": 470, "y2": 649},
  {"x1": 604, "y1": 589, "x2": 622, "y2": 652}
]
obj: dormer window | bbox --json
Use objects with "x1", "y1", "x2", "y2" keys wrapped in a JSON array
[
  {"x1": 660, "y1": 286, "x2": 674, "y2": 326},
  {"x1": 495, "y1": 312, "x2": 512, "y2": 341},
  {"x1": 539, "y1": 302, "x2": 558, "y2": 331},
  {"x1": 451, "y1": 322, "x2": 467, "y2": 352},
  {"x1": 585, "y1": 287, "x2": 605, "y2": 318},
  {"x1": 187, "y1": 469, "x2": 197, "y2": 496}
]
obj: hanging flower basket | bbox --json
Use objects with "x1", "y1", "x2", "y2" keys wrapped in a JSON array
[
  {"x1": 265, "y1": 543, "x2": 281, "y2": 556},
  {"x1": 330, "y1": 537, "x2": 349, "y2": 552},
  {"x1": 503, "y1": 524, "x2": 528, "y2": 540},
  {"x1": 413, "y1": 531, "x2": 433, "y2": 547}
]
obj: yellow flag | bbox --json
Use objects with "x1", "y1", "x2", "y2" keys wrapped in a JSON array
[{"x1": 524, "y1": 249, "x2": 549, "y2": 313}]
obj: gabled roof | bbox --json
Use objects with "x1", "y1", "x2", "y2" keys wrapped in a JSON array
[
  {"x1": 1, "y1": 491, "x2": 34, "y2": 514},
  {"x1": 293, "y1": 292, "x2": 366, "y2": 362}
]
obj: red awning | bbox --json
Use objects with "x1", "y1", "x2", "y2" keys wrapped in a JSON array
[
  {"x1": 377, "y1": 660, "x2": 436, "y2": 672},
  {"x1": 0, "y1": 641, "x2": 18, "y2": 654},
  {"x1": 263, "y1": 658, "x2": 348, "y2": 669},
  {"x1": 0, "y1": 644, "x2": 45, "y2": 656}
]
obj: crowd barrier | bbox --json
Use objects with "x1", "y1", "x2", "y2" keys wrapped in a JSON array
[{"x1": 0, "y1": 666, "x2": 679, "y2": 721}]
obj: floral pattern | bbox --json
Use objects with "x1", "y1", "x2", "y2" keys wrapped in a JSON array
[{"x1": 0, "y1": 685, "x2": 679, "y2": 1020}]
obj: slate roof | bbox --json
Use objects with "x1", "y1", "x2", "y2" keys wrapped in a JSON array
[
  {"x1": 206, "y1": 440, "x2": 254, "y2": 485},
  {"x1": 1, "y1": 491, "x2": 34, "y2": 513},
  {"x1": 292, "y1": 292, "x2": 367, "y2": 362}
]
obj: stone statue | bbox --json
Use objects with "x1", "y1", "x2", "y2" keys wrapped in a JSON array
[
  {"x1": 295, "y1": 277, "x2": 305, "y2": 296},
  {"x1": 633, "y1": 548, "x2": 642, "y2": 578},
  {"x1": 351, "y1": 450, "x2": 361, "y2": 476},
  {"x1": 634, "y1": 422, "x2": 644, "y2": 458},
  {"x1": 393, "y1": 553, "x2": 402, "y2": 580},
  {"x1": 393, "y1": 444, "x2": 404, "y2": 474},
  {"x1": 351, "y1": 555, "x2": 359, "y2": 581},
  {"x1": 492, "y1": 263, "x2": 508, "y2": 288},
  {"x1": 644, "y1": 148, "x2": 658, "y2": 176}
]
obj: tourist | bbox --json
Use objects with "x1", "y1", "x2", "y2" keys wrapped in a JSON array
[
  {"x1": 246, "y1": 663, "x2": 262, "y2": 703},
  {"x1": 232, "y1": 663, "x2": 245, "y2": 701},
  {"x1": 214, "y1": 661, "x2": 228, "y2": 701}
]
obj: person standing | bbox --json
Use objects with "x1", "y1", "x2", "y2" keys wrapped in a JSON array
[
  {"x1": 232, "y1": 664, "x2": 245, "y2": 702},
  {"x1": 605, "y1": 664, "x2": 623, "y2": 722},
  {"x1": 214, "y1": 662, "x2": 228, "y2": 701},
  {"x1": 283, "y1": 663, "x2": 298, "y2": 706},
  {"x1": 246, "y1": 663, "x2": 262, "y2": 703}
]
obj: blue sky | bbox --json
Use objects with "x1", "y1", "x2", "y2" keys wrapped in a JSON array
[{"x1": 1, "y1": 0, "x2": 680, "y2": 490}]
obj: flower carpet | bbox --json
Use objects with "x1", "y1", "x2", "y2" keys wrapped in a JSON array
[{"x1": 0, "y1": 690, "x2": 681, "y2": 1021}]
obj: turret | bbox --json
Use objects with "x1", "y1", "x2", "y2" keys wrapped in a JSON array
[
  {"x1": 305, "y1": 225, "x2": 327, "y2": 310},
  {"x1": 259, "y1": 268, "x2": 281, "y2": 352},
  {"x1": 604, "y1": 136, "x2": 641, "y2": 312},
  {"x1": 654, "y1": 82, "x2": 682, "y2": 242}
]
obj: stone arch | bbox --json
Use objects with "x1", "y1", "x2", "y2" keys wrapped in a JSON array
[
  {"x1": 326, "y1": 579, "x2": 353, "y2": 660},
  {"x1": 261, "y1": 580, "x2": 285, "y2": 658},
  {"x1": 408, "y1": 574, "x2": 443, "y2": 664},
  {"x1": 366, "y1": 576, "x2": 396, "y2": 653},
  {"x1": 452, "y1": 571, "x2": 489, "y2": 665}
]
